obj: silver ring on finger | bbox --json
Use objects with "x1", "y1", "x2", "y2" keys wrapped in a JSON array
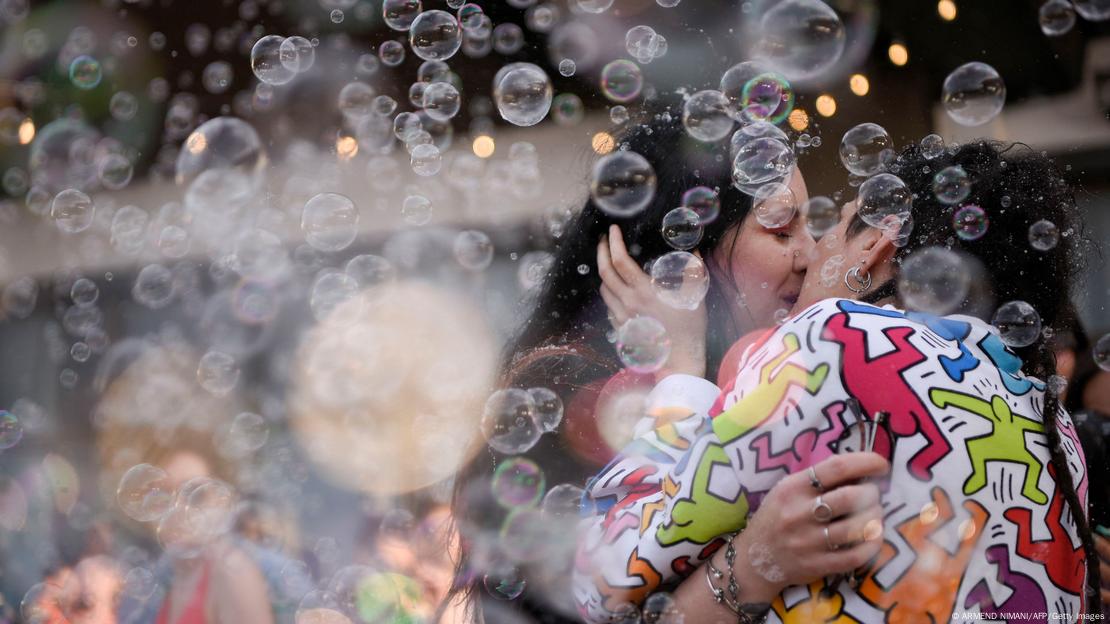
[
  {"x1": 824, "y1": 526, "x2": 838, "y2": 551},
  {"x1": 813, "y1": 495, "x2": 834, "y2": 523},
  {"x1": 808, "y1": 466, "x2": 825, "y2": 493}
]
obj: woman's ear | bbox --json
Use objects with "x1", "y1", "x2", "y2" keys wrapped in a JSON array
[{"x1": 856, "y1": 225, "x2": 897, "y2": 276}]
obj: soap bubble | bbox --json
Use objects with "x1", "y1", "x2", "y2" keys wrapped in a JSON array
[
  {"x1": 575, "y1": 0, "x2": 614, "y2": 13},
  {"x1": 753, "y1": 182, "x2": 797, "y2": 229},
  {"x1": 492, "y1": 458, "x2": 546, "y2": 508},
  {"x1": 802, "y1": 196, "x2": 839, "y2": 238},
  {"x1": 720, "y1": 60, "x2": 772, "y2": 120},
  {"x1": 590, "y1": 150, "x2": 657, "y2": 218},
  {"x1": 942, "y1": 62, "x2": 1006, "y2": 127},
  {"x1": 30, "y1": 118, "x2": 101, "y2": 192},
  {"x1": 738, "y1": 73, "x2": 795, "y2": 124},
  {"x1": 197, "y1": 351, "x2": 240, "y2": 396},
  {"x1": 279, "y1": 35, "x2": 315, "y2": 72},
  {"x1": 661, "y1": 207, "x2": 703, "y2": 250},
  {"x1": 495, "y1": 63, "x2": 553, "y2": 127},
  {"x1": 202, "y1": 61, "x2": 233, "y2": 94},
  {"x1": 175, "y1": 117, "x2": 266, "y2": 188},
  {"x1": 1073, "y1": 0, "x2": 1110, "y2": 21},
  {"x1": 302, "y1": 193, "x2": 359, "y2": 252},
  {"x1": 402, "y1": 194, "x2": 433, "y2": 225},
  {"x1": 952, "y1": 204, "x2": 988, "y2": 241},
  {"x1": 1039, "y1": 0, "x2": 1076, "y2": 35},
  {"x1": 252, "y1": 35, "x2": 295, "y2": 85},
  {"x1": 117, "y1": 463, "x2": 174, "y2": 522},
  {"x1": 493, "y1": 23, "x2": 525, "y2": 55},
  {"x1": 338, "y1": 82, "x2": 376, "y2": 119},
  {"x1": 109, "y1": 91, "x2": 139, "y2": 121},
  {"x1": 51, "y1": 188, "x2": 95, "y2": 233},
  {"x1": 857, "y1": 173, "x2": 912, "y2": 229},
  {"x1": 992, "y1": 301, "x2": 1042, "y2": 348},
  {"x1": 422, "y1": 82, "x2": 461, "y2": 121},
  {"x1": 481, "y1": 388, "x2": 542, "y2": 455},
  {"x1": 122, "y1": 567, "x2": 158, "y2": 600},
  {"x1": 932, "y1": 165, "x2": 971, "y2": 204},
  {"x1": 383, "y1": 0, "x2": 423, "y2": 31},
  {"x1": 542, "y1": 484, "x2": 589, "y2": 519},
  {"x1": 731, "y1": 137, "x2": 795, "y2": 193},
  {"x1": 626, "y1": 25, "x2": 666, "y2": 63},
  {"x1": 600, "y1": 60, "x2": 644, "y2": 103},
  {"x1": 1093, "y1": 333, "x2": 1110, "y2": 372},
  {"x1": 69, "y1": 55, "x2": 102, "y2": 89},
  {"x1": 898, "y1": 247, "x2": 970, "y2": 315},
  {"x1": 410, "y1": 143, "x2": 442, "y2": 176},
  {"x1": 0, "y1": 411, "x2": 23, "y2": 450},
  {"x1": 682, "y1": 90, "x2": 733, "y2": 142},
  {"x1": 552, "y1": 93, "x2": 584, "y2": 125},
  {"x1": 752, "y1": 0, "x2": 846, "y2": 82},
  {"x1": 379, "y1": 40, "x2": 406, "y2": 66},
  {"x1": 730, "y1": 120, "x2": 789, "y2": 162},
  {"x1": 132, "y1": 264, "x2": 176, "y2": 309},
  {"x1": 681, "y1": 186, "x2": 720, "y2": 224},
  {"x1": 454, "y1": 230, "x2": 494, "y2": 270},
  {"x1": 98, "y1": 153, "x2": 134, "y2": 190},
  {"x1": 457, "y1": 3, "x2": 485, "y2": 30},
  {"x1": 527, "y1": 387, "x2": 563, "y2": 432},
  {"x1": 484, "y1": 565, "x2": 526, "y2": 600},
  {"x1": 1028, "y1": 219, "x2": 1059, "y2": 251},
  {"x1": 643, "y1": 592, "x2": 682, "y2": 624},
  {"x1": 839, "y1": 123, "x2": 894, "y2": 177},
  {"x1": 558, "y1": 59, "x2": 576, "y2": 76},
  {"x1": 651, "y1": 251, "x2": 709, "y2": 310},
  {"x1": 616, "y1": 316, "x2": 671, "y2": 373},
  {"x1": 920, "y1": 133, "x2": 945, "y2": 159},
  {"x1": 410, "y1": 10, "x2": 462, "y2": 61}
]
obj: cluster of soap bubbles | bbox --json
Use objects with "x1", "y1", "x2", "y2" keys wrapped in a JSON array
[
  {"x1": 625, "y1": 25, "x2": 668, "y2": 64},
  {"x1": 481, "y1": 386, "x2": 564, "y2": 454},
  {"x1": 250, "y1": 35, "x2": 315, "y2": 85}
]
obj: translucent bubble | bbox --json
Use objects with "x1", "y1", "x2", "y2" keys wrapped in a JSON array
[
  {"x1": 495, "y1": 63, "x2": 553, "y2": 127},
  {"x1": 379, "y1": 40, "x2": 406, "y2": 66},
  {"x1": 202, "y1": 60, "x2": 233, "y2": 94},
  {"x1": 481, "y1": 388, "x2": 542, "y2": 455},
  {"x1": 1094, "y1": 333, "x2": 1110, "y2": 372},
  {"x1": 731, "y1": 137, "x2": 795, "y2": 193},
  {"x1": 651, "y1": 251, "x2": 709, "y2": 311},
  {"x1": 600, "y1": 59, "x2": 644, "y2": 103},
  {"x1": 454, "y1": 229, "x2": 494, "y2": 270},
  {"x1": 117, "y1": 463, "x2": 174, "y2": 522},
  {"x1": 933, "y1": 165, "x2": 971, "y2": 204},
  {"x1": 729, "y1": 120, "x2": 790, "y2": 162},
  {"x1": 1028, "y1": 219, "x2": 1059, "y2": 251},
  {"x1": 330, "y1": 8, "x2": 344, "y2": 22},
  {"x1": 518, "y1": 251, "x2": 554, "y2": 290},
  {"x1": 528, "y1": 387, "x2": 564, "y2": 432},
  {"x1": 753, "y1": 182, "x2": 797, "y2": 228},
  {"x1": 753, "y1": 0, "x2": 845, "y2": 82},
  {"x1": 558, "y1": 58, "x2": 576, "y2": 76},
  {"x1": 952, "y1": 204, "x2": 988, "y2": 241},
  {"x1": 98, "y1": 153, "x2": 134, "y2": 190},
  {"x1": 122, "y1": 567, "x2": 158, "y2": 600},
  {"x1": 71, "y1": 278, "x2": 99, "y2": 306},
  {"x1": 410, "y1": 10, "x2": 462, "y2": 60},
  {"x1": 590, "y1": 151, "x2": 657, "y2": 218},
  {"x1": 30, "y1": 118, "x2": 101, "y2": 192},
  {"x1": 410, "y1": 143, "x2": 442, "y2": 176},
  {"x1": 383, "y1": 0, "x2": 423, "y2": 31},
  {"x1": 897, "y1": 247, "x2": 970, "y2": 315},
  {"x1": 1073, "y1": 0, "x2": 1110, "y2": 21},
  {"x1": 681, "y1": 186, "x2": 720, "y2": 224},
  {"x1": 302, "y1": 193, "x2": 359, "y2": 252},
  {"x1": 175, "y1": 117, "x2": 266, "y2": 188},
  {"x1": 625, "y1": 25, "x2": 665, "y2": 63},
  {"x1": 51, "y1": 188, "x2": 95, "y2": 233},
  {"x1": 346, "y1": 254, "x2": 396, "y2": 289},
  {"x1": 422, "y1": 81, "x2": 461, "y2": 121},
  {"x1": 682, "y1": 90, "x2": 733, "y2": 142},
  {"x1": 839, "y1": 122, "x2": 894, "y2": 177},
  {"x1": 493, "y1": 23, "x2": 525, "y2": 55},
  {"x1": 338, "y1": 81, "x2": 376, "y2": 119},
  {"x1": 553, "y1": 93, "x2": 584, "y2": 126},
  {"x1": 920, "y1": 133, "x2": 945, "y2": 159},
  {"x1": 575, "y1": 0, "x2": 614, "y2": 13},
  {"x1": 69, "y1": 55, "x2": 102, "y2": 89},
  {"x1": 252, "y1": 35, "x2": 296, "y2": 85},
  {"x1": 739, "y1": 72, "x2": 795, "y2": 124},
  {"x1": 542, "y1": 483, "x2": 589, "y2": 519},
  {"x1": 484, "y1": 565, "x2": 526, "y2": 600},
  {"x1": 857, "y1": 172, "x2": 912, "y2": 229},
  {"x1": 309, "y1": 272, "x2": 360, "y2": 322},
  {"x1": 660, "y1": 207, "x2": 703, "y2": 251},
  {"x1": 942, "y1": 62, "x2": 1006, "y2": 127},
  {"x1": 802, "y1": 196, "x2": 839, "y2": 238},
  {"x1": 992, "y1": 301, "x2": 1042, "y2": 348},
  {"x1": 643, "y1": 592, "x2": 681, "y2": 624},
  {"x1": 1039, "y1": 0, "x2": 1077, "y2": 35},
  {"x1": 197, "y1": 350, "x2": 240, "y2": 396},
  {"x1": 132, "y1": 263, "x2": 176, "y2": 309},
  {"x1": 0, "y1": 410, "x2": 23, "y2": 450},
  {"x1": 279, "y1": 35, "x2": 315, "y2": 72},
  {"x1": 457, "y1": 3, "x2": 485, "y2": 30},
  {"x1": 720, "y1": 61, "x2": 770, "y2": 120},
  {"x1": 617, "y1": 316, "x2": 671, "y2": 374},
  {"x1": 402, "y1": 194, "x2": 433, "y2": 225},
  {"x1": 184, "y1": 478, "x2": 236, "y2": 541},
  {"x1": 110, "y1": 91, "x2": 139, "y2": 121},
  {"x1": 492, "y1": 457, "x2": 546, "y2": 508}
]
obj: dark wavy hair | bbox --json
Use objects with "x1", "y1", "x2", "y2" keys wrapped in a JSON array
[
  {"x1": 445, "y1": 95, "x2": 759, "y2": 621},
  {"x1": 849, "y1": 139, "x2": 1101, "y2": 613}
]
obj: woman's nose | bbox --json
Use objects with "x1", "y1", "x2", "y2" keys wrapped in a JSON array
[{"x1": 792, "y1": 233, "x2": 816, "y2": 271}]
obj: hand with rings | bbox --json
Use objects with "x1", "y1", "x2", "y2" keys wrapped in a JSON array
[{"x1": 729, "y1": 452, "x2": 890, "y2": 596}]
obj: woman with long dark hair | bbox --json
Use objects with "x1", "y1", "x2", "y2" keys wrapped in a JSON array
[
  {"x1": 447, "y1": 97, "x2": 888, "y2": 622},
  {"x1": 577, "y1": 139, "x2": 1102, "y2": 621}
]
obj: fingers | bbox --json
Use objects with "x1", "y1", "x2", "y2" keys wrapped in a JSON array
[
  {"x1": 809, "y1": 453, "x2": 890, "y2": 491},
  {"x1": 820, "y1": 483, "x2": 881, "y2": 519},
  {"x1": 607, "y1": 224, "x2": 649, "y2": 287},
  {"x1": 824, "y1": 506, "x2": 883, "y2": 548},
  {"x1": 597, "y1": 235, "x2": 630, "y2": 296},
  {"x1": 600, "y1": 283, "x2": 629, "y2": 328},
  {"x1": 823, "y1": 530, "x2": 883, "y2": 573}
]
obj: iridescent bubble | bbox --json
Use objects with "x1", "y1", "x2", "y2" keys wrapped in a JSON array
[
  {"x1": 422, "y1": 81, "x2": 461, "y2": 121},
  {"x1": 920, "y1": 133, "x2": 945, "y2": 159},
  {"x1": 600, "y1": 60, "x2": 643, "y2": 103},
  {"x1": 492, "y1": 457, "x2": 546, "y2": 508},
  {"x1": 952, "y1": 204, "x2": 988, "y2": 241},
  {"x1": 0, "y1": 410, "x2": 23, "y2": 450},
  {"x1": 720, "y1": 60, "x2": 772, "y2": 121},
  {"x1": 933, "y1": 165, "x2": 971, "y2": 205},
  {"x1": 410, "y1": 10, "x2": 462, "y2": 61},
  {"x1": 553, "y1": 93, "x2": 584, "y2": 126},
  {"x1": 651, "y1": 252, "x2": 709, "y2": 310},
  {"x1": 279, "y1": 35, "x2": 316, "y2": 72},
  {"x1": 495, "y1": 63, "x2": 553, "y2": 127},
  {"x1": 575, "y1": 0, "x2": 614, "y2": 13},
  {"x1": 589, "y1": 150, "x2": 657, "y2": 218},
  {"x1": 1073, "y1": 0, "x2": 1110, "y2": 21},
  {"x1": 682, "y1": 90, "x2": 733, "y2": 142},
  {"x1": 379, "y1": 40, "x2": 406, "y2": 66},
  {"x1": 302, "y1": 193, "x2": 359, "y2": 252},
  {"x1": 992, "y1": 300, "x2": 1042, "y2": 348},
  {"x1": 802, "y1": 196, "x2": 839, "y2": 238},
  {"x1": 897, "y1": 246, "x2": 970, "y2": 315},
  {"x1": 661, "y1": 207, "x2": 703, "y2": 251},
  {"x1": 752, "y1": 0, "x2": 846, "y2": 82},
  {"x1": 454, "y1": 229, "x2": 494, "y2": 271},
  {"x1": 729, "y1": 120, "x2": 789, "y2": 162},
  {"x1": 51, "y1": 188, "x2": 95, "y2": 233},
  {"x1": 857, "y1": 173, "x2": 912, "y2": 229},
  {"x1": 731, "y1": 137, "x2": 795, "y2": 194},
  {"x1": 682, "y1": 186, "x2": 720, "y2": 224},
  {"x1": 117, "y1": 463, "x2": 174, "y2": 522},
  {"x1": 1039, "y1": 0, "x2": 1076, "y2": 35},
  {"x1": 481, "y1": 388, "x2": 542, "y2": 455},
  {"x1": 942, "y1": 62, "x2": 1006, "y2": 127},
  {"x1": 110, "y1": 91, "x2": 139, "y2": 121},
  {"x1": 175, "y1": 117, "x2": 266, "y2": 188},
  {"x1": 457, "y1": 3, "x2": 485, "y2": 30},
  {"x1": 484, "y1": 565, "x2": 526, "y2": 600},
  {"x1": 753, "y1": 182, "x2": 797, "y2": 229},
  {"x1": 197, "y1": 351, "x2": 240, "y2": 396},
  {"x1": 558, "y1": 58, "x2": 576, "y2": 76},
  {"x1": 338, "y1": 81, "x2": 376, "y2": 119},
  {"x1": 251, "y1": 35, "x2": 295, "y2": 85},
  {"x1": 98, "y1": 153, "x2": 134, "y2": 190},
  {"x1": 527, "y1": 387, "x2": 563, "y2": 432},
  {"x1": 1028, "y1": 219, "x2": 1059, "y2": 251},
  {"x1": 1094, "y1": 333, "x2": 1110, "y2": 372},
  {"x1": 839, "y1": 122, "x2": 894, "y2": 177},
  {"x1": 202, "y1": 60, "x2": 234, "y2": 94},
  {"x1": 382, "y1": 0, "x2": 423, "y2": 30},
  {"x1": 493, "y1": 23, "x2": 525, "y2": 55},
  {"x1": 616, "y1": 316, "x2": 671, "y2": 373},
  {"x1": 410, "y1": 143, "x2": 442, "y2": 176},
  {"x1": 739, "y1": 73, "x2": 795, "y2": 124},
  {"x1": 69, "y1": 55, "x2": 102, "y2": 89},
  {"x1": 132, "y1": 264, "x2": 176, "y2": 309}
]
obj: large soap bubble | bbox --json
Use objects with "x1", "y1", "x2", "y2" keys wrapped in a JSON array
[
  {"x1": 897, "y1": 247, "x2": 970, "y2": 315},
  {"x1": 600, "y1": 60, "x2": 644, "y2": 103},
  {"x1": 29, "y1": 118, "x2": 101, "y2": 192},
  {"x1": 731, "y1": 137, "x2": 795, "y2": 194},
  {"x1": 175, "y1": 117, "x2": 267, "y2": 188},
  {"x1": 942, "y1": 62, "x2": 1006, "y2": 127},
  {"x1": 495, "y1": 63, "x2": 553, "y2": 127},
  {"x1": 857, "y1": 173, "x2": 912, "y2": 229},
  {"x1": 650, "y1": 251, "x2": 709, "y2": 310},
  {"x1": 1073, "y1": 0, "x2": 1110, "y2": 21},
  {"x1": 383, "y1": 0, "x2": 423, "y2": 31},
  {"x1": 251, "y1": 35, "x2": 296, "y2": 85},
  {"x1": 753, "y1": 0, "x2": 846, "y2": 82},
  {"x1": 991, "y1": 301, "x2": 1042, "y2": 348},
  {"x1": 839, "y1": 123, "x2": 894, "y2": 177},
  {"x1": 409, "y1": 10, "x2": 462, "y2": 61},
  {"x1": 590, "y1": 151, "x2": 657, "y2": 217},
  {"x1": 682, "y1": 90, "x2": 733, "y2": 142}
]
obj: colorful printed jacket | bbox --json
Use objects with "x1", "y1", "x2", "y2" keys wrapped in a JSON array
[{"x1": 573, "y1": 298, "x2": 1091, "y2": 623}]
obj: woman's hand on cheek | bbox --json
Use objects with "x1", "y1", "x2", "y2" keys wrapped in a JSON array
[{"x1": 597, "y1": 224, "x2": 708, "y2": 380}]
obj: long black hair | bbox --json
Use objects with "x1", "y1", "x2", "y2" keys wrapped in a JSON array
[
  {"x1": 848, "y1": 140, "x2": 1101, "y2": 614},
  {"x1": 446, "y1": 95, "x2": 759, "y2": 621}
]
